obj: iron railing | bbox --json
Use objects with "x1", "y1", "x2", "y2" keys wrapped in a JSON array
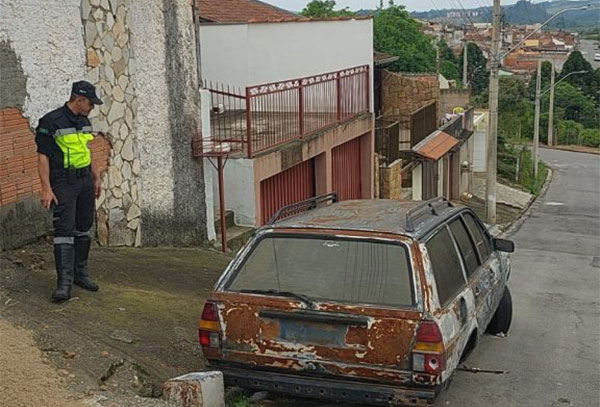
[
  {"x1": 440, "y1": 107, "x2": 475, "y2": 139},
  {"x1": 375, "y1": 117, "x2": 401, "y2": 165},
  {"x1": 410, "y1": 102, "x2": 438, "y2": 147},
  {"x1": 202, "y1": 65, "x2": 370, "y2": 158},
  {"x1": 440, "y1": 115, "x2": 463, "y2": 139}
]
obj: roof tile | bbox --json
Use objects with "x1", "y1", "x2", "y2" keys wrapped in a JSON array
[
  {"x1": 198, "y1": 0, "x2": 304, "y2": 23},
  {"x1": 413, "y1": 130, "x2": 459, "y2": 161}
]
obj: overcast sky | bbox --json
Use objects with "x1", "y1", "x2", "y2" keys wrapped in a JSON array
[{"x1": 268, "y1": 0, "x2": 526, "y2": 13}]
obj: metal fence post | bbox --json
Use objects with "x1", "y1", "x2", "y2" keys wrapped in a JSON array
[
  {"x1": 299, "y1": 82, "x2": 304, "y2": 136},
  {"x1": 336, "y1": 74, "x2": 342, "y2": 122},
  {"x1": 245, "y1": 87, "x2": 252, "y2": 158}
]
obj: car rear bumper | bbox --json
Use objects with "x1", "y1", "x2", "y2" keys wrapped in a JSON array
[{"x1": 218, "y1": 366, "x2": 437, "y2": 406}]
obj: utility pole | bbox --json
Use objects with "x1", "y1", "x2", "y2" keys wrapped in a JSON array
[
  {"x1": 435, "y1": 38, "x2": 441, "y2": 77},
  {"x1": 485, "y1": 0, "x2": 501, "y2": 225},
  {"x1": 463, "y1": 39, "x2": 468, "y2": 85},
  {"x1": 547, "y1": 61, "x2": 555, "y2": 146},
  {"x1": 533, "y1": 59, "x2": 542, "y2": 178}
]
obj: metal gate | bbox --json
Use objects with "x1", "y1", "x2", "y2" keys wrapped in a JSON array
[
  {"x1": 260, "y1": 159, "x2": 315, "y2": 224},
  {"x1": 332, "y1": 137, "x2": 362, "y2": 201},
  {"x1": 422, "y1": 160, "x2": 438, "y2": 200}
]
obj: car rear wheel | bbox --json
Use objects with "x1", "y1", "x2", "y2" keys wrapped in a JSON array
[{"x1": 487, "y1": 287, "x2": 512, "y2": 335}]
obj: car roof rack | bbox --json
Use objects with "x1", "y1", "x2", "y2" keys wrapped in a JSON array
[
  {"x1": 267, "y1": 192, "x2": 338, "y2": 225},
  {"x1": 405, "y1": 197, "x2": 454, "y2": 232}
]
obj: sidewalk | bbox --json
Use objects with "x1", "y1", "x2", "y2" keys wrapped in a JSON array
[{"x1": 0, "y1": 242, "x2": 231, "y2": 406}]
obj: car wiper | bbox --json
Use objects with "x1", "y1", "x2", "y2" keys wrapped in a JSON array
[{"x1": 239, "y1": 289, "x2": 316, "y2": 308}]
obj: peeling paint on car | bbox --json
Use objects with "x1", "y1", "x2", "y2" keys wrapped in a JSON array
[{"x1": 200, "y1": 199, "x2": 513, "y2": 406}]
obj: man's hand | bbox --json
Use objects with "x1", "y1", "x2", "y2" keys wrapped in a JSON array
[{"x1": 41, "y1": 188, "x2": 58, "y2": 210}]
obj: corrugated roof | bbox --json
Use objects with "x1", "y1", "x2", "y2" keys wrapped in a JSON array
[
  {"x1": 413, "y1": 130, "x2": 459, "y2": 161},
  {"x1": 198, "y1": 0, "x2": 304, "y2": 23}
]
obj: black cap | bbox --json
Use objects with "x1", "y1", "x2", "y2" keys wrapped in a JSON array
[{"x1": 71, "y1": 80, "x2": 103, "y2": 105}]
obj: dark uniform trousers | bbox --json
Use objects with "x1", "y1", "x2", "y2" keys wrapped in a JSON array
[{"x1": 52, "y1": 169, "x2": 95, "y2": 242}]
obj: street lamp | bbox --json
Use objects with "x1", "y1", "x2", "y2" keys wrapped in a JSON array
[
  {"x1": 541, "y1": 70, "x2": 588, "y2": 97},
  {"x1": 485, "y1": 2, "x2": 597, "y2": 224},
  {"x1": 533, "y1": 68, "x2": 588, "y2": 177}
]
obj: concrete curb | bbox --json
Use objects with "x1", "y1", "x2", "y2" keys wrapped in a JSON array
[
  {"x1": 501, "y1": 168, "x2": 553, "y2": 238},
  {"x1": 541, "y1": 145, "x2": 600, "y2": 156}
]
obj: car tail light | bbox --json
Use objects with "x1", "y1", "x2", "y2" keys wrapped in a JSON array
[
  {"x1": 413, "y1": 320, "x2": 446, "y2": 375},
  {"x1": 199, "y1": 301, "x2": 221, "y2": 348}
]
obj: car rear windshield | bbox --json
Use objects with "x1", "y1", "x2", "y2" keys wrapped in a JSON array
[{"x1": 226, "y1": 235, "x2": 414, "y2": 307}]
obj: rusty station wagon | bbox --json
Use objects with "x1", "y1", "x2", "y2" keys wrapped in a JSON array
[{"x1": 199, "y1": 195, "x2": 515, "y2": 406}]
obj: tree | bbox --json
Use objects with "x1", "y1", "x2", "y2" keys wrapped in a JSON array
[
  {"x1": 559, "y1": 51, "x2": 600, "y2": 105},
  {"x1": 440, "y1": 60, "x2": 459, "y2": 81},
  {"x1": 458, "y1": 43, "x2": 489, "y2": 95},
  {"x1": 438, "y1": 39, "x2": 456, "y2": 64},
  {"x1": 373, "y1": 5, "x2": 436, "y2": 73},
  {"x1": 437, "y1": 39, "x2": 459, "y2": 81},
  {"x1": 545, "y1": 82, "x2": 598, "y2": 129},
  {"x1": 498, "y1": 77, "x2": 534, "y2": 140},
  {"x1": 300, "y1": 0, "x2": 354, "y2": 18}
]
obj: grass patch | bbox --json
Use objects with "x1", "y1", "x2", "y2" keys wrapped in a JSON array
[
  {"x1": 228, "y1": 395, "x2": 254, "y2": 407},
  {"x1": 499, "y1": 144, "x2": 548, "y2": 195}
]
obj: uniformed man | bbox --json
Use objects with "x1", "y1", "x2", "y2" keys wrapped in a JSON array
[{"x1": 35, "y1": 81, "x2": 103, "y2": 303}]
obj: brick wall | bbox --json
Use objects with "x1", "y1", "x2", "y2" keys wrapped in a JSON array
[
  {"x1": 0, "y1": 107, "x2": 111, "y2": 250},
  {"x1": 0, "y1": 108, "x2": 111, "y2": 207},
  {"x1": 0, "y1": 108, "x2": 41, "y2": 206}
]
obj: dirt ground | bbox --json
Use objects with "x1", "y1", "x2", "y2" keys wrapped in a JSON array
[
  {"x1": 0, "y1": 240, "x2": 231, "y2": 406},
  {"x1": 0, "y1": 318, "x2": 87, "y2": 407}
]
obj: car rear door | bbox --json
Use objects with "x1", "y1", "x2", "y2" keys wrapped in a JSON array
[
  {"x1": 209, "y1": 230, "x2": 423, "y2": 386},
  {"x1": 423, "y1": 225, "x2": 474, "y2": 378},
  {"x1": 461, "y1": 212, "x2": 505, "y2": 331}
]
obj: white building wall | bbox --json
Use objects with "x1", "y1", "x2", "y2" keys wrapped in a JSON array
[
  {"x1": 412, "y1": 164, "x2": 423, "y2": 201},
  {"x1": 130, "y1": 0, "x2": 206, "y2": 246},
  {"x1": 210, "y1": 158, "x2": 256, "y2": 227},
  {"x1": 200, "y1": 19, "x2": 374, "y2": 111},
  {"x1": 0, "y1": 0, "x2": 86, "y2": 124},
  {"x1": 473, "y1": 110, "x2": 489, "y2": 173}
]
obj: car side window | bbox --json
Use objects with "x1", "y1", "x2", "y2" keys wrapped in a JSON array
[
  {"x1": 463, "y1": 213, "x2": 492, "y2": 262},
  {"x1": 426, "y1": 226, "x2": 467, "y2": 307},
  {"x1": 449, "y1": 218, "x2": 480, "y2": 278}
]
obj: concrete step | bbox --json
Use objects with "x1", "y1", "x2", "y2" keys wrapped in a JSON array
[
  {"x1": 214, "y1": 225, "x2": 254, "y2": 254},
  {"x1": 214, "y1": 210, "x2": 235, "y2": 233}
]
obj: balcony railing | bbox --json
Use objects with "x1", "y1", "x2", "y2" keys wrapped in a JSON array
[{"x1": 202, "y1": 65, "x2": 370, "y2": 158}]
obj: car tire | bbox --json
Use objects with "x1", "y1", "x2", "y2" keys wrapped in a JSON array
[{"x1": 486, "y1": 287, "x2": 512, "y2": 335}]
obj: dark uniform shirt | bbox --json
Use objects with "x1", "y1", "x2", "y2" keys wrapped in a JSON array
[{"x1": 35, "y1": 104, "x2": 93, "y2": 175}]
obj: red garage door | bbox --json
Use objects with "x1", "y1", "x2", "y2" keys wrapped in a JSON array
[
  {"x1": 260, "y1": 159, "x2": 315, "y2": 225},
  {"x1": 332, "y1": 137, "x2": 362, "y2": 201}
]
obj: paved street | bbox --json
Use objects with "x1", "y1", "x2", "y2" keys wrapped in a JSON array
[
  {"x1": 579, "y1": 39, "x2": 600, "y2": 69},
  {"x1": 438, "y1": 148, "x2": 600, "y2": 406}
]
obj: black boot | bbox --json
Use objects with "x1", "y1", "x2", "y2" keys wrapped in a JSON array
[
  {"x1": 73, "y1": 236, "x2": 98, "y2": 291},
  {"x1": 52, "y1": 244, "x2": 75, "y2": 303}
]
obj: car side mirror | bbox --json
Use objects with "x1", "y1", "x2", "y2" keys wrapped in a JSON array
[{"x1": 493, "y1": 238, "x2": 515, "y2": 253}]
